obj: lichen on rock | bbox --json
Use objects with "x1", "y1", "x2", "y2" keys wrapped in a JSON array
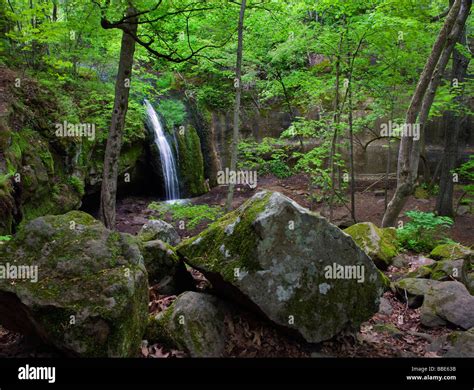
[
  {"x1": 178, "y1": 190, "x2": 384, "y2": 344},
  {"x1": 0, "y1": 211, "x2": 149, "y2": 357}
]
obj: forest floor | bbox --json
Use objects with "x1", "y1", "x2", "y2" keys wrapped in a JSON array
[
  {"x1": 116, "y1": 173, "x2": 473, "y2": 246},
  {"x1": 0, "y1": 174, "x2": 471, "y2": 357}
]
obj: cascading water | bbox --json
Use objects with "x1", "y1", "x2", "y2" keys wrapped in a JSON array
[{"x1": 144, "y1": 99, "x2": 180, "y2": 200}]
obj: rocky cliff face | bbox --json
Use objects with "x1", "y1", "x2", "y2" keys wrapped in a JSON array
[{"x1": 0, "y1": 68, "x2": 150, "y2": 234}]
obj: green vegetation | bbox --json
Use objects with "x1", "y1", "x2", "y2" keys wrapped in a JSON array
[
  {"x1": 68, "y1": 176, "x2": 85, "y2": 197},
  {"x1": 148, "y1": 202, "x2": 223, "y2": 229},
  {"x1": 456, "y1": 155, "x2": 474, "y2": 207},
  {"x1": 238, "y1": 138, "x2": 292, "y2": 179},
  {"x1": 397, "y1": 211, "x2": 454, "y2": 253}
]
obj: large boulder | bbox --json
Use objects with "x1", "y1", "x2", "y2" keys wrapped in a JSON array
[
  {"x1": 146, "y1": 292, "x2": 227, "y2": 357},
  {"x1": 344, "y1": 222, "x2": 398, "y2": 269},
  {"x1": 177, "y1": 191, "x2": 384, "y2": 344},
  {"x1": 0, "y1": 211, "x2": 149, "y2": 357},
  {"x1": 140, "y1": 239, "x2": 194, "y2": 294},
  {"x1": 421, "y1": 281, "x2": 474, "y2": 329},
  {"x1": 138, "y1": 219, "x2": 181, "y2": 246}
]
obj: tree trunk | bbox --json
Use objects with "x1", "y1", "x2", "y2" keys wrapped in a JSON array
[
  {"x1": 437, "y1": 9, "x2": 470, "y2": 216},
  {"x1": 328, "y1": 32, "x2": 343, "y2": 221},
  {"x1": 99, "y1": 8, "x2": 138, "y2": 229},
  {"x1": 348, "y1": 79, "x2": 356, "y2": 222},
  {"x1": 381, "y1": 0, "x2": 462, "y2": 227},
  {"x1": 225, "y1": 0, "x2": 247, "y2": 212}
]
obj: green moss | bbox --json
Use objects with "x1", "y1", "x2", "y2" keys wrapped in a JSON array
[
  {"x1": 344, "y1": 223, "x2": 398, "y2": 267},
  {"x1": 407, "y1": 265, "x2": 432, "y2": 279},
  {"x1": 177, "y1": 192, "x2": 272, "y2": 281},
  {"x1": 414, "y1": 187, "x2": 430, "y2": 199},
  {"x1": 430, "y1": 243, "x2": 472, "y2": 260},
  {"x1": 177, "y1": 126, "x2": 207, "y2": 197},
  {"x1": 285, "y1": 268, "x2": 382, "y2": 341},
  {"x1": 378, "y1": 270, "x2": 391, "y2": 290},
  {"x1": 119, "y1": 143, "x2": 144, "y2": 171},
  {"x1": 68, "y1": 176, "x2": 85, "y2": 197}
]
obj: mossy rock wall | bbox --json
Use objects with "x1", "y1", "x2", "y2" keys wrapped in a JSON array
[
  {"x1": 0, "y1": 68, "x2": 147, "y2": 233},
  {"x1": 177, "y1": 125, "x2": 207, "y2": 197}
]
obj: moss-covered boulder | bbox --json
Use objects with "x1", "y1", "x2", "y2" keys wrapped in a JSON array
[
  {"x1": 177, "y1": 126, "x2": 207, "y2": 197},
  {"x1": 430, "y1": 259, "x2": 464, "y2": 281},
  {"x1": 420, "y1": 281, "x2": 474, "y2": 329},
  {"x1": 138, "y1": 219, "x2": 180, "y2": 246},
  {"x1": 344, "y1": 222, "x2": 398, "y2": 269},
  {"x1": 394, "y1": 278, "x2": 441, "y2": 308},
  {"x1": 430, "y1": 243, "x2": 472, "y2": 261},
  {"x1": 146, "y1": 292, "x2": 227, "y2": 357},
  {"x1": 140, "y1": 239, "x2": 194, "y2": 294},
  {"x1": 0, "y1": 211, "x2": 149, "y2": 357},
  {"x1": 177, "y1": 191, "x2": 384, "y2": 344}
]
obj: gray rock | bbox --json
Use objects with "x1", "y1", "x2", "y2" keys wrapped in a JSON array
[
  {"x1": 177, "y1": 191, "x2": 384, "y2": 344},
  {"x1": 138, "y1": 219, "x2": 181, "y2": 246},
  {"x1": 406, "y1": 265, "x2": 432, "y2": 279},
  {"x1": 429, "y1": 328, "x2": 474, "y2": 357},
  {"x1": 394, "y1": 278, "x2": 441, "y2": 308},
  {"x1": 456, "y1": 205, "x2": 470, "y2": 216},
  {"x1": 430, "y1": 243, "x2": 472, "y2": 261},
  {"x1": 343, "y1": 222, "x2": 398, "y2": 269},
  {"x1": 444, "y1": 328, "x2": 474, "y2": 357},
  {"x1": 421, "y1": 281, "x2": 474, "y2": 329},
  {"x1": 430, "y1": 259, "x2": 464, "y2": 281},
  {"x1": 378, "y1": 297, "x2": 393, "y2": 316},
  {"x1": 0, "y1": 211, "x2": 149, "y2": 357},
  {"x1": 141, "y1": 239, "x2": 194, "y2": 294},
  {"x1": 392, "y1": 254, "x2": 411, "y2": 268},
  {"x1": 146, "y1": 292, "x2": 227, "y2": 357},
  {"x1": 461, "y1": 255, "x2": 474, "y2": 295}
]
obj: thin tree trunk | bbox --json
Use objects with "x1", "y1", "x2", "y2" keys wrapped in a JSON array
[
  {"x1": 437, "y1": 11, "x2": 470, "y2": 216},
  {"x1": 226, "y1": 0, "x2": 246, "y2": 212},
  {"x1": 328, "y1": 32, "x2": 343, "y2": 221},
  {"x1": 381, "y1": 0, "x2": 463, "y2": 227},
  {"x1": 348, "y1": 79, "x2": 356, "y2": 222},
  {"x1": 99, "y1": 7, "x2": 138, "y2": 229}
]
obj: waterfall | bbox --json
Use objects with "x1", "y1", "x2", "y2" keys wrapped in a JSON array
[{"x1": 144, "y1": 99, "x2": 180, "y2": 200}]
